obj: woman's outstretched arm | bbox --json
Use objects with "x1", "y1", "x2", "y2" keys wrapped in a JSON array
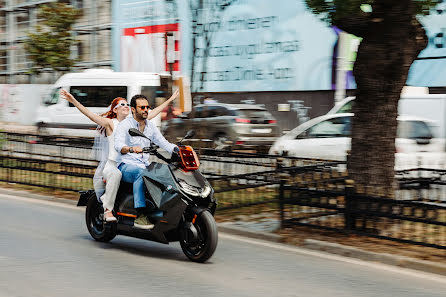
[{"x1": 60, "y1": 89, "x2": 111, "y2": 128}]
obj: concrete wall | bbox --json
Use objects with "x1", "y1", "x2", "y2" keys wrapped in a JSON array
[{"x1": 0, "y1": 84, "x2": 51, "y2": 125}]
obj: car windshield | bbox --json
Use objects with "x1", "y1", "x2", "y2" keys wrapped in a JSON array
[
  {"x1": 303, "y1": 116, "x2": 351, "y2": 138},
  {"x1": 43, "y1": 87, "x2": 61, "y2": 106},
  {"x1": 336, "y1": 101, "x2": 354, "y2": 113}
]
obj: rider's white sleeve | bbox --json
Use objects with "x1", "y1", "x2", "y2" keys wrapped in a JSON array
[{"x1": 114, "y1": 119, "x2": 129, "y2": 154}]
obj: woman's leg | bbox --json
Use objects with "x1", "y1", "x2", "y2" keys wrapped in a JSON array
[
  {"x1": 101, "y1": 162, "x2": 122, "y2": 212},
  {"x1": 93, "y1": 167, "x2": 105, "y2": 201}
]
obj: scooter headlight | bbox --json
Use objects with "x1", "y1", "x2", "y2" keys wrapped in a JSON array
[
  {"x1": 178, "y1": 180, "x2": 200, "y2": 197},
  {"x1": 201, "y1": 184, "x2": 212, "y2": 198}
]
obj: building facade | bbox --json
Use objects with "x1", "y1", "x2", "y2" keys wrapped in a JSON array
[{"x1": 0, "y1": 0, "x2": 112, "y2": 84}]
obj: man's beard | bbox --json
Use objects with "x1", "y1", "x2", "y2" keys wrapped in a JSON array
[{"x1": 135, "y1": 112, "x2": 147, "y2": 121}]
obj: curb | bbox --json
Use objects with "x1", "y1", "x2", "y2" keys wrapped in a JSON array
[
  {"x1": 303, "y1": 239, "x2": 446, "y2": 276},
  {"x1": 217, "y1": 222, "x2": 284, "y2": 243},
  {"x1": 2, "y1": 187, "x2": 445, "y2": 276}
]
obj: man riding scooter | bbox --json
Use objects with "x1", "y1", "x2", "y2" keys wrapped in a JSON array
[{"x1": 114, "y1": 94, "x2": 179, "y2": 229}]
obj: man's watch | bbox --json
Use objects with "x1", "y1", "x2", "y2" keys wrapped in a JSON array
[{"x1": 129, "y1": 147, "x2": 134, "y2": 153}]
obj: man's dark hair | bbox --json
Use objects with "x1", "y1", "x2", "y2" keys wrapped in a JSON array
[{"x1": 130, "y1": 94, "x2": 149, "y2": 109}]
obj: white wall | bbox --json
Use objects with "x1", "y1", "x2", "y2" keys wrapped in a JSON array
[{"x1": 0, "y1": 84, "x2": 52, "y2": 125}]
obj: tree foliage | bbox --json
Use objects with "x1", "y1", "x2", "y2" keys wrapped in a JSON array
[
  {"x1": 24, "y1": 3, "x2": 81, "y2": 74},
  {"x1": 305, "y1": 0, "x2": 439, "y2": 29}
]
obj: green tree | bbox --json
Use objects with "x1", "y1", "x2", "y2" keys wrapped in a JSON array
[
  {"x1": 305, "y1": 0, "x2": 439, "y2": 196},
  {"x1": 24, "y1": 3, "x2": 81, "y2": 74}
]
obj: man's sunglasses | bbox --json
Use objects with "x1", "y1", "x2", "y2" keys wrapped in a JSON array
[
  {"x1": 118, "y1": 102, "x2": 130, "y2": 107},
  {"x1": 137, "y1": 105, "x2": 150, "y2": 110}
]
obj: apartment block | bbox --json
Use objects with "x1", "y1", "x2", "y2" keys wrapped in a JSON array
[{"x1": 0, "y1": 0, "x2": 112, "y2": 84}]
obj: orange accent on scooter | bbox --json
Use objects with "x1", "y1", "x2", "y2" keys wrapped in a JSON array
[
  {"x1": 192, "y1": 214, "x2": 198, "y2": 224},
  {"x1": 116, "y1": 212, "x2": 137, "y2": 218},
  {"x1": 178, "y1": 145, "x2": 200, "y2": 171}
]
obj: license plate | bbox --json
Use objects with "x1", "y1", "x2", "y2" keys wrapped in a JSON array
[{"x1": 251, "y1": 128, "x2": 271, "y2": 133}]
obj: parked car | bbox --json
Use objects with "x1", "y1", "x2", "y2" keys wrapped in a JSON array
[
  {"x1": 328, "y1": 95, "x2": 446, "y2": 138},
  {"x1": 163, "y1": 103, "x2": 280, "y2": 149},
  {"x1": 269, "y1": 113, "x2": 445, "y2": 170}
]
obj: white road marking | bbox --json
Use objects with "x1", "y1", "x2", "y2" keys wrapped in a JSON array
[{"x1": 1, "y1": 191, "x2": 446, "y2": 284}]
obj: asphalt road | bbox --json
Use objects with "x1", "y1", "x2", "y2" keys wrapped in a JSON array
[{"x1": 0, "y1": 193, "x2": 445, "y2": 297}]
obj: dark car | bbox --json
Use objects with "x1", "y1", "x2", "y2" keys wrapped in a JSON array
[{"x1": 163, "y1": 103, "x2": 280, "y2": 149}]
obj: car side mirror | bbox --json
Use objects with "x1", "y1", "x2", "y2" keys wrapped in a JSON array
[
  {"x1": 416, "y1": 138, "x2": 431, "y2": 145},
  {"x1": 178, "y1": 114, "x2": 188, "y2": 119}
]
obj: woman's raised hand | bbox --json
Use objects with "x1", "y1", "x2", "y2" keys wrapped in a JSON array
[{"x1": 60, "y1": 89, "x2": 76, "y2": 103}]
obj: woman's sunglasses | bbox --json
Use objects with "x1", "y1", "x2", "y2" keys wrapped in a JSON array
[{"x1": 118, "y1": 102, "x2": 130, "y2": 107}]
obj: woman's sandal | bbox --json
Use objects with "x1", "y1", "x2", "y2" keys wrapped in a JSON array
[{"x1": 104, "y1": 209, "x2": 117, "y2": 222}]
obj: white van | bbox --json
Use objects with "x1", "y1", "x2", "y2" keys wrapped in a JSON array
[{"x1": 35, "y1": 69, "x2": 171, "y2": 136}]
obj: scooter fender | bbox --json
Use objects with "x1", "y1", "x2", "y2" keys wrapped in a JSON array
[
  {"x1": 191, "y1": 206, "x2": 209, "y2": 216},
  {"x1": 77, "y1": 189, "x2": 95, "y2": 206}
]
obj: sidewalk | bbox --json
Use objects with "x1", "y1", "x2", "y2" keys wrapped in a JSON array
[{"x1": 1, "y1": 185, "x2": 445, "y2": 276}]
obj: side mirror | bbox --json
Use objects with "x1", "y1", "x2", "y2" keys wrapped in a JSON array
[
  {"x1": 185, "y1": 130, "x2": 195, "y2": 139},
  {"x1": 129, "y1": 128, "x2": 147, "y2": 138},
  {"x1": 178, "y1": 113, "x2": 189, "y2": 119},
  {"x1": 416, "y1": 138, "x2": 431, "y2": 145}
]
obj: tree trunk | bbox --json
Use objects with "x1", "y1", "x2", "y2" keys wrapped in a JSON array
[{"x1": 341, "y1": 1, "x2": 428, "y2": 196}]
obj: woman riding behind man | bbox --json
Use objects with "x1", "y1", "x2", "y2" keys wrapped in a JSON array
[{"x1": 60, "y1": 89, "x2": 179, "y2": 222}]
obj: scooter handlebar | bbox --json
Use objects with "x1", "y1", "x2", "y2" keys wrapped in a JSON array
[
  {"x1": 142, "y1": 145, "x2": 159, "y2": 154},
  {"x1": 142, "y1": 145, "x2": 173, "y2": 163}
]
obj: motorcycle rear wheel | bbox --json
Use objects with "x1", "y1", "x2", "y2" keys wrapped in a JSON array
[
  {"x1": 85, "y1": 193, "x2": 117, "y2": 242},
  {"x1": 180, "y1": 210, "x2": 218, "y2": 263}
]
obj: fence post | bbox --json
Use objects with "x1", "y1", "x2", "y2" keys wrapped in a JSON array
[
  {"x1": 417, "y1": 156, "x2": 422, "y2": 200},
  {"x1": 344, "y1": 179, "x2": 355, "y2": 232},
  {"x1": 277, "y1": 157, "x2": 285, "y2": 228}
]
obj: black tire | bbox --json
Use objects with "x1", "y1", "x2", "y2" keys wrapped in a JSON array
[
  {"x1": 180, "y1": 211, "x2": 218, "y2": 263},
  {"x1": 85, "y1": 193, "x2": 117, "y2": 242}
]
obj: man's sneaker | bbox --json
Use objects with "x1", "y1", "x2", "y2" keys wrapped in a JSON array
[{"x1": 134, "y1": 214, "x2": 154, "y2": 229}]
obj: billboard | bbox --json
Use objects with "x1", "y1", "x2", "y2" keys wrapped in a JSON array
[
  {"x1": 112, "y1": 0, "x2": 180, "y2": 74},
  {"x1": 113, "y1": 0, "x2": 339, "y2": 92},
  {"x1": 177, "y1": 0, "x2": 338, "y2": 92},
  {"x1": 112, "y1": 1, "x2": 446, "y2": 92},
  {"x1": 407, "y1": 4, "x2": 446, "y2": 87}
]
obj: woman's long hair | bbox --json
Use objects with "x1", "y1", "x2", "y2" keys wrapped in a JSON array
[{"x1": 98, "y1": 97, "x2": 126, "y2": 134}]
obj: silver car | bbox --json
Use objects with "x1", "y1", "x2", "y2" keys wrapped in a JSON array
[{"x1": 163, "y1": 103, "x2": 280, "y2": 149}]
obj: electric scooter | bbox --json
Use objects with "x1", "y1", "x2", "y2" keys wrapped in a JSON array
[{"x1": 77, "y1": 129, "x2": 218, "y2": 263}]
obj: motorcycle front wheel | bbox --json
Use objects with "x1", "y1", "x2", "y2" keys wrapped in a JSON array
[
  {"x1": 180, "y1": 210, "x2": 218, "y2": 263},
  {"x1": 85, "y1": 193, "x2": 117, "y2": 242}
]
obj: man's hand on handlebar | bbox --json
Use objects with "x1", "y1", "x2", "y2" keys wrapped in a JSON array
[
  {"x1": 126, "y1": 146, "x2": 142, "y2": 154},
  {"x1": 171, "y1": 146, "x2": 181, "y2": 162}
]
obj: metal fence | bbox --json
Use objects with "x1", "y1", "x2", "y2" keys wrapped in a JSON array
[
  {"x1": 0, "y1": 131, "x2": 96, "y2": 191},
  {"x1": 0, "y1": 131, "x2": 445, "y2": 249}
]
